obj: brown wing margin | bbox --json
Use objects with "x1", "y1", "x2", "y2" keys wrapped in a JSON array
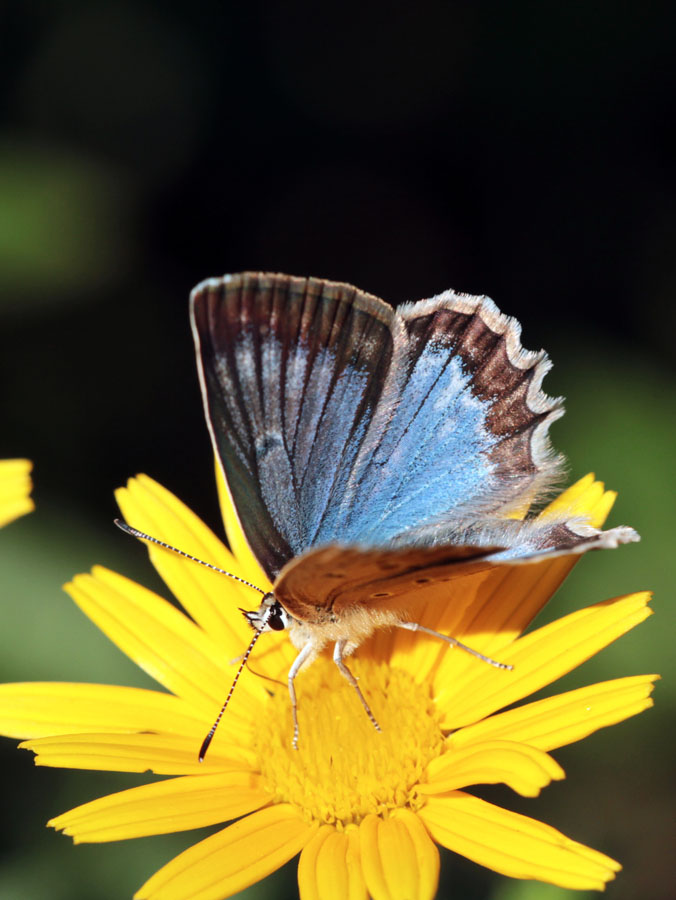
[{"x1": 398, "y1": 291, "x2": 565, "y2": 518}]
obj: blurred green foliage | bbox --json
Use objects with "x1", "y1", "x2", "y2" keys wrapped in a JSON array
[{"x1": 0, "y1": 142, "x2": 133, "y2": 302}]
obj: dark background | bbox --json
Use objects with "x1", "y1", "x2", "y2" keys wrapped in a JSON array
[{"x1": 1, "y1": 2, "x2": 674, "y2": 899}]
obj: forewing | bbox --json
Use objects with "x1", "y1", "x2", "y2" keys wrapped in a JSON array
[
  {"x1": 191, "y1": 273, "x2": 398, "y2": 580},
  {"x1": 315, "y1": 291, "x2": 565, "y2": 547}
]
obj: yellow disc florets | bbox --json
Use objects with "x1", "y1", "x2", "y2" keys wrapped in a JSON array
[{"x1": 254, "y1": 657, "x2": 445, "y2": 827}]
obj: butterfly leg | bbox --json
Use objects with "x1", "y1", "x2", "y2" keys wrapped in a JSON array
[
  {"x1": 396, "y1": 622, "x2": 513, "y2": 670},
  {"x1": 333, "y1": 640, "x2": 382, "y2": 733},
  {"x1": 288, "y1": 643, "x2": 316, "y2": 750}
]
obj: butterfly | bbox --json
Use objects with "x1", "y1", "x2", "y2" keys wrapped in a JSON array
[{"x1": 182, "y1": 272, "x2": 640, "y2": 751}]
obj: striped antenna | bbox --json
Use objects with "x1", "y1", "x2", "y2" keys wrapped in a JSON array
[
  {"x1": 114, "y1": 519, "x2": 266, "y2": 595},
  {"x1": 198, "y1": 619, "x2": 269, "y2": 762},
  {"x1": 114, "y1": 518, "x2": 273, "y2": 761}
]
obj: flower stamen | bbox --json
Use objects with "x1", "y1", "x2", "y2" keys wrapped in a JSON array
[{"x1": 255, "y1": 660, "x2": 445, "y2": 827}]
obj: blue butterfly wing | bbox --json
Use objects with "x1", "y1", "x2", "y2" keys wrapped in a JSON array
[
  {"x1": 191, "y1": 273, "x2": 399, "y2": 579},
  {"x1": 311, "y1": 293, "x2": 564, "y2": 546},
  {"x1": 192, "y1": 273, "x2": 636, "y2": 586}
]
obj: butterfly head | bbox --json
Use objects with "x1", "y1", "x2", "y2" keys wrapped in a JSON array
[{"x1": 241, "y1": 593, "x2": 290, "y2": 633}]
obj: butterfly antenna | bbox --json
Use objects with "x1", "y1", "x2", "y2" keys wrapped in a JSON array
[
  {"x1": 114, "y1": 519, "x2": 266, "y2": 595},
  {"x1": 198, "y1": 617, "x2": 270, "y2": 762}
]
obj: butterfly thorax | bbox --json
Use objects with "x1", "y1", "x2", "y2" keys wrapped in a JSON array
[{"x1": 245, "y1": 589, "x2": 403, "y2": 666}]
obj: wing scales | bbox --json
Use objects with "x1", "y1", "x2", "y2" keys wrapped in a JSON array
[
  {"x1": 192, "y1": 273, "x2": 636, "y2": 594},
  {"x1": 191, "y1": 273, "x2": 396, "y2": 579},
  {"x1": 273, "y1": 543, "x2": 503, "y2": 624}
]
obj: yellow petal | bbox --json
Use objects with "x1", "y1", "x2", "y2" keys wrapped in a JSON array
[
  {"x1": 406, "y1": 474, "x2": 622, "y2": 686},
  {"x1": 420, "y1": 793, "x2": 620, "y2": 890},
  {"x1": 135, "y1": 804, "x2": 317, "y2": 900},
  {"x1": 298, "y1": 825, "x2": 367, "y2": 900},
  {"x1": 378, "y1": 572, "x2": 482, "y2": 685},
  {"x1": 408, "y1": 475, "x2": 622, "y2": 687},
  {"x1": 587, "y1": 490, "x2": 619, "y2": 530},
  {"x1": 359, "y1": 809, "x2": 440, "y2": 900},
  {"x1": 383, "y1": 555, "x2": 579, "y2": 690},
  {"x1": 65, "y1": 566, "x2": 267, "y2": 716},
  {"x1": 451, "y1": 674, "x2": 658, "y2": 752},
  {"x1": 20, "y1": 731, "x2": 256, "y2": 775},
  {"x1": 402, "y1": 564, "x2": 543, "y2": 694},
  {"x1": 49, "y1": 771, "x2": 270, "y2": 842},
  {"x1": 116, "y1": 474, "x2": 292, "y2": 683},
  {"x1": 0, "y1": 458, "x2": 34, "y2": 527},
  {"x1": 116, "y1": 474, "x2": 258, "y2": 652},
  {"x1": 437, "y1": 592, "x2": 652, "y2": 728},
  {"x1": 538, "y1": 474, "x2": 616, "y2": 529},
  {"x1": 420, "y1": 740, "x2": 564, "y2": 798},
  {"x1": 214, "y1": 462, "x2": 297, "y2": 682},
  {"x1": 215, "y1": 459, "x2": 271, "y2": 589},
  {"x1": 0, "y1": 682, "x2": 203, "y2": 739}
]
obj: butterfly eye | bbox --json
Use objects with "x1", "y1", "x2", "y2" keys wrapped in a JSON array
[
  {"x1": 267, "y1": 609, "x2": 287, "y2": 631},
  {"x1": 263, "y1": 598, "x2": 289, "y2": 632}
]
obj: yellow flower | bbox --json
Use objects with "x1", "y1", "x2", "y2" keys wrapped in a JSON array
[
  {"x1": 0, "y1": 472, "x2": 655, "y2": 900},
  {"x1": 0, "y1": 458, "x2": 34, "y2": 527}
]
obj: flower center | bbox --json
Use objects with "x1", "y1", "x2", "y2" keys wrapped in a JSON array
[{"x1": 254, "y1": 657, "x2": 444, "y2": 827}]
